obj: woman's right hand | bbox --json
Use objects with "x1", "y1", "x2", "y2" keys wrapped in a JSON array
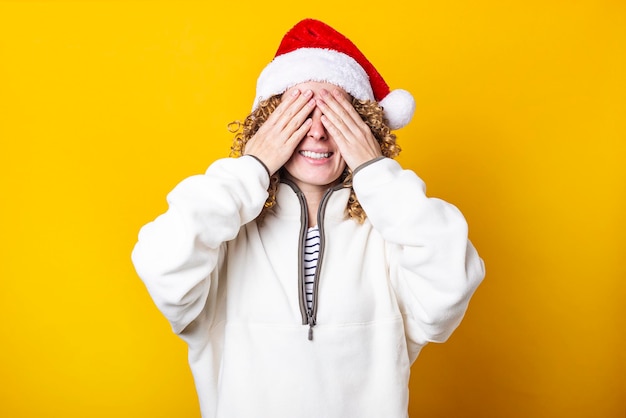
[{"x1": 244, "y1": 89, "x2": 315, "y2": 175}]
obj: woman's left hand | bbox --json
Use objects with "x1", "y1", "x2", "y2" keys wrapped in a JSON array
[{"x1": 316, "y1": 88, "x2": 383, "y2": 170}]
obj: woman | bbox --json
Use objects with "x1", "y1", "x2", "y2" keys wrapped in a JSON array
[{"x1": 132, "y1": 18, "x2": 485, "y2": 418}]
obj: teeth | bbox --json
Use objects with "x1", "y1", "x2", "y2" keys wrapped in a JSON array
[{"x1": 301, "y1": 150, "x2": 331, "y2": 159}]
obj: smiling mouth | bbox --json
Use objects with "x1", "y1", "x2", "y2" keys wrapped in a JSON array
[{"x1": 300, "y1": 150, "x2": 332, "y2": 159}]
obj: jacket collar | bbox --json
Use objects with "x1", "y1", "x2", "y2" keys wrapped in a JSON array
[{"x1": 273, "y1": 180, "x2": 352, "y2": 225}]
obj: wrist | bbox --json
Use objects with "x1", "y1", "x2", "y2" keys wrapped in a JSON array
[
  {"x1": 244, "y1": 154, "x2": 271, "y2": 178},
  {"x1": 352, "y1": 156, "x2": 386, "y2": 178}
]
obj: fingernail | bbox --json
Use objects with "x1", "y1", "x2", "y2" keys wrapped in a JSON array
[
  {"x1": 303, "y1": 89, "x2": 313, "y2": 98},
  {"x1": 291, "y1": 89, "x2": 300, "y2": 97}
]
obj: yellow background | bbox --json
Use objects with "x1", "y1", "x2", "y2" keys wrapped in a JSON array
[{"x1": 1, "y1": 1, "x2": 624, "y2": 417}]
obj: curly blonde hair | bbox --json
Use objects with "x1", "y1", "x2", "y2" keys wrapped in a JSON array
[{"x1": 229, "y1": 94, "x2": 401, "y2": 223}]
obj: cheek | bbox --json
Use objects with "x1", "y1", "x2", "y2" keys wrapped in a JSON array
[
  {"x1": 334, "y1": 160, "x2": 347, "y2": 176},
  {"x1": 333, "y1": 150, "x2": 346, "y2": 166}
]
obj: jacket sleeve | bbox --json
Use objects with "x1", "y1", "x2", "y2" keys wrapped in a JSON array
[
  {"x1": 353, "y1": 157, "x2": 485, "y2": 348},
  {"x1": 131, "y1": 156, "x2": 270, "y2": 334}
]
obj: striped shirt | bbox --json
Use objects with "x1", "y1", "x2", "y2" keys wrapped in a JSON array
[{"x1": 304, "y1": 226, "x2": 320, "y2": 311}]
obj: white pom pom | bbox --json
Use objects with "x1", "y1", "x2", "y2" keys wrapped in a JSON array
[{"x1": 379, "y1": 89, "x2": 415, "y2": 130}]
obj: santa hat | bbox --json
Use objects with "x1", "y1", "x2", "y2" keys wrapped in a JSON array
[{"x1": 253, "y1": 19, "x2": 415, "y2": 130}]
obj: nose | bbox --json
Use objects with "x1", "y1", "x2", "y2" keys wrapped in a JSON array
[{"x1": 307, "y1": 107, "x2": 327, "y2": 141}]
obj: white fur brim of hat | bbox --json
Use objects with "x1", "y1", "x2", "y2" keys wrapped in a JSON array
[{"x1": 253, "y1": 48, "x2": 414, "y2": 130}]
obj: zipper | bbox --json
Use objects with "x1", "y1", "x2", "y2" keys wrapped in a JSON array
[
  {"x1": 281, "y1": 179, "x2": 344, "y2": 341},
  {"x1": 292, "y1": 187, "x2": 311, "y2": 333},
  {"x1": 284, "y1": 179, "x2": 343, "y2": 341},
  {"x1": 306, "y1": 186, "x2": 335, "y2": 340}
]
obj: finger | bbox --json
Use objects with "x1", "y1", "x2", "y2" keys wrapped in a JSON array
[
  {"x1": 286, "y1": 117, "x2": 313, "y2": 148},
  {"x1": 319, "y1": 114, "x2": 346, "y2": 144},
  {"x1": 318, "y1": 100, "x2": 357, "y2": 144},
  {"x1": 284, "y1": 97, "x2": 316, "y2": 134},
  {"x1": 316, "y1": 97, "x2": 363, "y2": 142},
  {"x1": 271, "y1": 89, "x2": 314, "y2": 130},
  {"x1": 253, "y1": 92, "x2": 312, "y2": 147},
  {"x1": 319, "y1": 89, "x2": 363, "y2": 129}
]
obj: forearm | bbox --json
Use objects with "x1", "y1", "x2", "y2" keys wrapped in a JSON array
[
  {"x1": 131, "y1": 156, "x2": 270, "y2": 332},
  {"x1": 353, "y1": 158, "x2": 485, "y2": 343}
]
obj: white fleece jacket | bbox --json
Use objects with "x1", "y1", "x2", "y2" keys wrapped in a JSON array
[{"x1": 131, "y1": 155, "x2": 485, "y2": 418}]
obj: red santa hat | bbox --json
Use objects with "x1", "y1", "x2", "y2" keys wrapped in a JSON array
[{"x1": 253, "y1": 19, "x2": 415, "y2": 130}]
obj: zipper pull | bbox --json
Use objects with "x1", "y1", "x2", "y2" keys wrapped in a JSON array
[{"x1": 307, "y1": 314, "x2": 315, "y2": 341}]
